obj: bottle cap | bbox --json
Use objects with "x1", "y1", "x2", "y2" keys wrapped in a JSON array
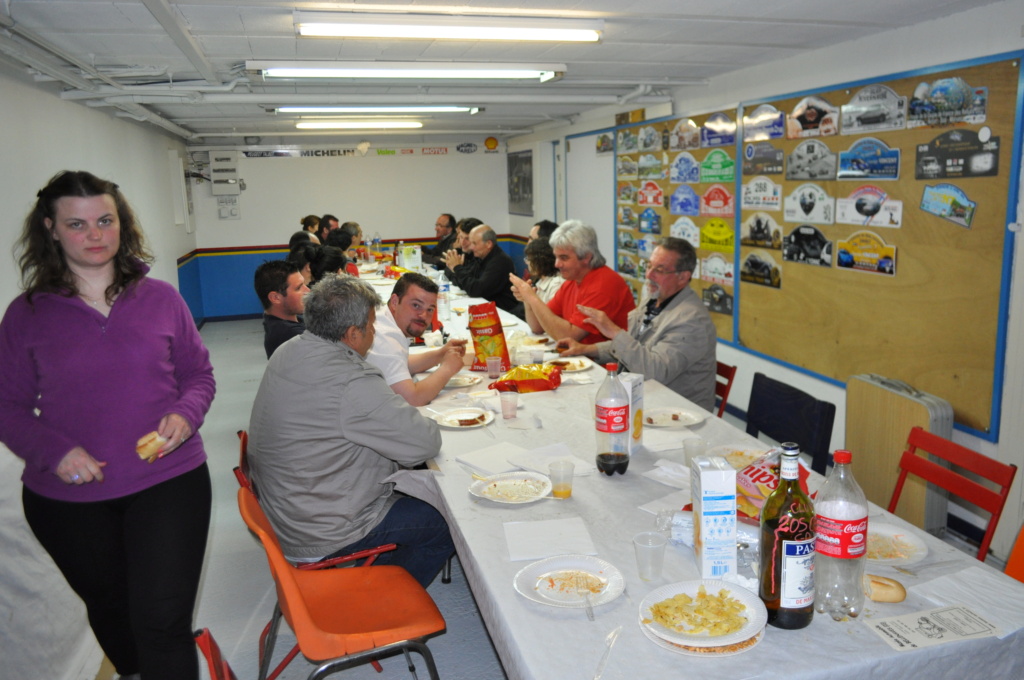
[
  {"x1": 833, "y1": 449, "x2": 852, "y2": 464},
  {"x1": 605, "y1": 363, "x2": 618, "y2": 372}
]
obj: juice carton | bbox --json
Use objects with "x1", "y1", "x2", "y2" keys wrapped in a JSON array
[{"x1": 690, "y1": 455, "x2": 737, "y2": 579}]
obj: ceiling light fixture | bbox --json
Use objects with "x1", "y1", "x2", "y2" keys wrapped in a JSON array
[
  {"x1": 295, "y1": 12, "x2": 602, "y2": 43},
  {"x1": 295, "y1": 121, "x2": 424, "y2": 130},
  {"x1": 248, "y1": 61, "x2": 564, "y2": 82},
  {"x1": 277, "y1": 105, "x2": 476, "y2": 114}
]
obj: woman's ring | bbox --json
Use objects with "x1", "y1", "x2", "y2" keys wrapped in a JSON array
[{"x1": 71, "y1": 474, "x2": 80, "y2": 482}]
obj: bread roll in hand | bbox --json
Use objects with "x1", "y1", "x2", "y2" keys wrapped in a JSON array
[
  {"x1": 863, "y1": 574, "x2": 907, "y2": 603},
  {"x1": 136, "y1": 431, "x2": 167, "y2": 463}
]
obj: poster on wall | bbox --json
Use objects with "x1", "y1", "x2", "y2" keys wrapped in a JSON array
[
  {"x1": 669, "y1": 216, "x2": 701, "y2": 248},
  {"x1": 783, "y1": 225, "x2": 833, "y2": 267},
  {"x1": 786, "y1": 96, "x2": 839, "y2": 138},
  {"x1": 920, "y1": 183, "x2": 977, "y2": 228},
  {"x1": 617, "y1": 128, "x2": 639, "y2": 153},
  {"x1": 740, "y1": 251, "x2": 782, "y2": 288},
  {"x1": 670, "y1": 152, "x2": 701, "y2": 183},
  {"x1": 703, "y1": 284, "x2": 734, "y2": 314},
  {"x1": 617, "y1": 155, "x2": 638, "y2": 180},
  {"x1": 596, "y1": 132, "x2": 614, "y2": 154},
  {"x1": 915, "y1": 128, "x2": 999, "y2": 179},
  {"x1": 617, "y1": 229, "x2": 637, "y2": 255},
  {"x1": 743, "y1": 104, "x2": 786, "y2": 141},
  {"x1": 786, "y1": 139, "x2": 837, "y2": 181},
  {"x1": 743, "y1": 141, "x2": 785, "y2": 175},
  {"x1": 741, "y1": 212, "x2": 782, "y2": 249},
  {"x1": 836, "y1": 185, "x2": 903, "y2": 228},
  {"x1": 840, "y1": 84, "x2": 907, "y2": 135},
  {"x1": 507, "y1": 150, "x2": 533, "y2": 216},
  {"x1": 742, "y1": 175, "x2": 783, "y2": 211},
  {"x1": 670, "y1": 119, "x2": 701, "y2": 150},
  {"x1": 784, "y1": 183, "x2": 835, "y2": 224},
  {"x1": 700, "y1": 149, "x2": 736, "y2": 183},
  {"x1": 617, "y1": 182, "x2": 637, "y2": 205},
  {"x1": 836, "y1": 231, "x2": 896, "y2": 275},
  {"x1": 907, "y1": 77, "x2": 988, "y2": 128},
  {"x1": 837, "y1": 138, "x2": 901, "y2": 180},
  {"x1": 700, "y1": 112, "x2": 737, "y2": 147},
  {"x1": 637, "y1": 125, "x2": 665, "y2": 152},
  {"x1": 700, "y1": 218, "x2": 735, "y2": 252},
  {"x1": 701, "y1": 253, "x2": 735, "y2": 287}
]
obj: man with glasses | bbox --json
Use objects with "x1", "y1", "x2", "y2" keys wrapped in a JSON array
[
  {"x1": 423, "y1": 213, "x2": 457, "y2": 267},
  {"x1": 555, "y1": 237, "x2": 717, "y2": 411}
]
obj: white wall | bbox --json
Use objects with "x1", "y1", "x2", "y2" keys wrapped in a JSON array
[
  {"x1": 189, "y1": 144, "x2": 509, "y2": 248},
  {"x1": 0, "y1": 67, "x2": 194, "y2": 679},
  {"x1": 510, "y1": 0, "x2": 1024, "y2": 559}
]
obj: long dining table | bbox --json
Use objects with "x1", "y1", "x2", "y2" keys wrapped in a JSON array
[{"x1": 409, "y1": 291, "x2": 1024, "y2": 680}]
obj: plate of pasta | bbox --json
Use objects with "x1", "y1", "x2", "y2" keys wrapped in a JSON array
[
  {"x1": 513, "y1": 555, "x2": 624, "y2": 607},
  {"x1": 469, "y1": 471, "x2": 551, "y2": 504},
  {"x1": 639, "y1": 580, "x2": 766, "y2": 648},
  {"x1": 866, "y1": 523, "x2": 928, "y2": 566}
]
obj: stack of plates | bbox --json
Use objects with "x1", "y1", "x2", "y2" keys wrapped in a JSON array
[{"x1": 637, "y1": 580, "x2": 767, "y2": 657}]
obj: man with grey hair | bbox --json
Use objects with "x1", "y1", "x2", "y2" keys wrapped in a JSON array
[
  {"x1": 556, "y1": 238, "x2": 717, "y2": 410},
  {"x1": 445, "y1": 224, "x2": 519, "y2": 314},
  {"x1": 510, "y1": 220, "x2": 635, "y2": 344},
  {"x1": 247, "y1": 274, "x2": 454, "y2": 587}
]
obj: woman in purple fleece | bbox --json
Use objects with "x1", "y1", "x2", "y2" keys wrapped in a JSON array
[{"x1": 0, "y1": 171, "x2": 216, "y2": 680}]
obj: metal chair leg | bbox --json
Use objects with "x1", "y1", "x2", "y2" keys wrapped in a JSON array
[{"x1": 441, "y1": 554, "x2": 452, "y2": 584}]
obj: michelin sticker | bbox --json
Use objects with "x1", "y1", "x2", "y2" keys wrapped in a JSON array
[
  {"x1": 742, "y1": 175, "x2": 782, "y2": 211},
  {"x1": 920, "y1": 183, "x2": 977, "y2": 228},
  {"x1": 784, "y1": 183, "x2": 835, "y2": 224},
  {"x1": 836, "y1": 185, "x2": 903, "y2": 228},
  {"x1": 915, "y1": 128, "x2": 999, "y2": 180},
  {"x1": 743, "y1": 104, "x2": 786, "y2": 141},
  {"x1": 840, "y1": 85, "x2": 907, "y2": 135},
  {"x1": 783, "y1": 226, "x2": 833, "y2": 267},
  {"x1": 836, "y1": 231, "x2": 896, "y2": 276},
  {"x1": 838, "y1": 138, "x2": 900, "y2": 181}
]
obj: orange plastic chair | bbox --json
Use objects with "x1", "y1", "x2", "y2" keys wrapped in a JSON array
[
  {"x1": 714, "y1": 361, "x2": 737, "y2": 418},
  {"x1": 238, "y1": 487, "x2": 445, "y2": 680},
  {"x1": 1005, "y1": 523, "x2": 1024, "y2": 583},
  {"x1": 195, "y1": 628, "x2": 239, "y2": 680},
  {"x1": 888, "y1": 426, "x2": 1017, "y2": 561},
  {"x1": 235, "y1": 430, "x2": 398, "y2": 679}
]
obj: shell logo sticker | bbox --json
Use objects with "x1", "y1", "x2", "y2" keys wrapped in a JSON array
[{"x1": 484, "y1": 137, "x2": 500, "y2": 152}]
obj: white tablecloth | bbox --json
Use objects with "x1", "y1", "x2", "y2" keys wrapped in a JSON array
[{"x1": 415, "y1": 309, "x2": 1024, "y2": 680}]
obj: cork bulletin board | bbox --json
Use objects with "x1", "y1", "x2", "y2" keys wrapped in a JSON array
[
  {"x1": 737, "y1": 56, "x2": 1019, "y2": 437},
  {"x1": 610, "y1": 54, "x2": 1020, "y2": 439}
]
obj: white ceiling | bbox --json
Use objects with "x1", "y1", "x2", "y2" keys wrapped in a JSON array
[{"x1": 0, "y1": 0, "x2": 1006, "y2": 147}]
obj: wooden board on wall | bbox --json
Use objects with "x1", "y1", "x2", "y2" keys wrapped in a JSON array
[
  {"x1": 613, "y1": 112, "x2": 736, "y2": 342},
  {"x1": 736, "y1": 57, "x2": 1019, "y2": 434}
]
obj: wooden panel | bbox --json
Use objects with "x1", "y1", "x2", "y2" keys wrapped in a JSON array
[{"x1": 846, "y1": 378, "x2": 935, "y2": 527}]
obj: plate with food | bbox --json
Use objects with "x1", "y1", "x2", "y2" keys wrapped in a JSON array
[
  {"x1": 521, "y1": 335, "x2": 555, "y2": 348},
  {"x1": 469, "y1": 471, "x2": 552, "y2": 504},
  {"x1": 544, "y1": 356, "x2": 594, "y2": 373},
  {"x1": 866, "y1": 523, "x2": 929, "y2": 566},
  {"x1": 430, "y1": 407, "x2": 494, "y2": 429},
  {"x1": 643, "y1": 407, "x2": 707, "y2": 428},
  {"x1": 706, "y1": 445, "x2": 769, "y2": 471},
  {"x1": 445, "y1": 374, "x2": 483, "y2": 389},
  {"x1": 513, "y1": 554, "x2": 625, "y2": 608},
  {"x1": 638, "y1": 619, "x2": 764, "y2": 657},
  {"x1": 639, "y1": 580, "x2": 767, "y2": 648}
]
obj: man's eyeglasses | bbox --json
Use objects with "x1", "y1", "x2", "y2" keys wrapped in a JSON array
[{"x1": 647, "y1": 265, "x2": 682, "y2": 276}]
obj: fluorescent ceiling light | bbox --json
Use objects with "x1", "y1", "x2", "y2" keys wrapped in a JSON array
[
  {"x1": 248, "y1": 61, "x2": 564, "y2": 82},
  {"x1": 296, "y1": 121, "x2": 424, "y2": 129},
  {"x1": 295, "y1": 12, "x2": 602, "y2": 42},
  {"x1": 277, "y1": 105, "x2": 476, "y2": 114}
]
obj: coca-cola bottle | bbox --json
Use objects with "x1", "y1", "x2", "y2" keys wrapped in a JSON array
[
  {"x1": 759, "y1": 443, "x2": 816, "y2": 629},
  {"x1": 815, "y1": 449, "x2": 868, "y2": 621},
  {"x1": 595, "y1": 363, "x2": 630, "y2": 475}
]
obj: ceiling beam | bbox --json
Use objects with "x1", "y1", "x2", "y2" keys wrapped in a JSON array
[{"x1": 140, "y1": 0, "x2": 221, "y2": 84}]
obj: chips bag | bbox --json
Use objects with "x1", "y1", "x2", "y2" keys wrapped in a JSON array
[
  {"x1": 731, "y1": 447, "x2": 812, "y2": 518},
  {"x1": 467, "y1": 302, "x2": 511, "y2": 372},
  {"x1": 488, "y1": 364, "x2": 562, "y2": 393}
]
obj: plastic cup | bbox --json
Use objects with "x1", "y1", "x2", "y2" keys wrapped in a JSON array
[
  {"x1": 682, "y1": 437, "x2": 706, "y2": 466},
  {"x1": 548, "y1": 460, "x2": 574, "y2": 499},
  {"x1": 499, "y1": 391, "x2": 518, "y2": 419},
  {"x1": 634, "y1": 531, "x2": 668, "y2": 581},
  {"x1": 529, "y1": 349, "x2": 545, "y2": 364},
  {"x1": 486, "y1": 356, "x2": 503, "y2": 379}
]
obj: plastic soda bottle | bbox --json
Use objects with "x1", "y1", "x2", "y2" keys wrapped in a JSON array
[
  {"x1": 595, "y1": 363, "x2": 630, "y2": 475},
  {"x1": 814, "y1": 449, "x2": 868, "y2": 621}
]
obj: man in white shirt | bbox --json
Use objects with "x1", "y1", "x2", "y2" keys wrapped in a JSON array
[{"x1": 366, "y1": 272, "x2": 468, "y2": 406}]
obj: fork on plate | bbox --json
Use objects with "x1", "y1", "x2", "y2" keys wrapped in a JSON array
[{"x1": 575, "y1": 572, "x2": 595, "y2": 621}]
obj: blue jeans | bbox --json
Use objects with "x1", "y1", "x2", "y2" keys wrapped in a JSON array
[{"x1": 327, "y1": 495, "x2": 454, "y2": 588}]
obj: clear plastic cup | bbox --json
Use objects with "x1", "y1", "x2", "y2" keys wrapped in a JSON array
[
  {"x1": 634, "y1": 531, "x2": 668, "y2": 581},
  {"x1": 548, "y1": 460, "x2": 574, "y2": 499},
  {"x1": 486, "y1": 356, "x2": 502, "y2": 379},
  {"x1": 499, "y1": 391, "x2": 518, "y2": 419}
]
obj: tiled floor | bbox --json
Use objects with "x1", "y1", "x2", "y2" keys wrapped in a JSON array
[{"x1": 182, "y1": 319, "x2": 504, "y2": 680}]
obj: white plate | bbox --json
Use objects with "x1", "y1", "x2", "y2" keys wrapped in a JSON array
[
  {"x1": 639, "y1": 618, "x2": 764, "y2": 657},
  {"x1": 866, "y1": 523, "x2": 929, "y2": 566},
  {"x1": 544, "y1": 356, "x2": 594, "y2": 373},
  {"x1": 639, "y1": 580, "x2": 767, "y2": 648},
  {"x1": 445, "y1": 374, "x2": 483, "y2": 389},
  {"x1": 513, "y1": 555, "x2": 625, "y2": 608},
  {"x1": 643, "y1": 407, "x2": 707, "y2": 428},
  {"x1": 706, "y1": 444, "x2": 770, "y2": 470},
  {"x1": 468, "y1": 471, "x2": 552, "y2": 504},
  {"x1": 430, "y1": 407, "x2": 494, "y2": 429},
  {"x1": 521, "y1": 335, "x2": 555, "y2": 348}
]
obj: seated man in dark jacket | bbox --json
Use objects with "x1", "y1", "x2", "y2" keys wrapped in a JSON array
[
  {"x1": 445, "y1": 225, "x2": 519, "y2": 315},
  {"x1": 254, "y1": 259, "x2": 308, "y2": 358},
  {"x1": 422, "y1": 213, "x2": 457, "y2": 267}
]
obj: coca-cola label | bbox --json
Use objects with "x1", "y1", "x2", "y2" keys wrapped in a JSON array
[
  {"x1": 815, "y1": 516, "x2": 868, "y2": 558},
  {"x1": 595, "y1": 404, "x2": 629, "y2": 433}
]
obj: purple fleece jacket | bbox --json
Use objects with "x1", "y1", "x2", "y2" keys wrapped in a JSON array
[{"x1": 0, "y1": 275, "x2": 215, "y2": 502}]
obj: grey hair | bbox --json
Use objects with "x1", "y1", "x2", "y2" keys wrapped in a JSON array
[
  {"x1": 656, "y1": 237, "x2": 697, "y2": 273},
  {"x1": 474, "y1": 225, "x2": 497, "y2": 244},
  {"x1": 304, "y1": 274, "x2": 381, "y2": 341},
  {"x1": 549, "y1": 219, "x2": 605, "y2": 268}
]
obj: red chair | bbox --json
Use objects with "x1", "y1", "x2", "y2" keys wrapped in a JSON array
[
  {"x1": 714, "y1": 361, "x2": 737, "y2": 418},
  {"x1": 195, "y1": 628, "x2": 239, "y2": 680},
  {"x1": 1005, "y1": 523, "x2": 1024, "y2": 583},
  {"x1": 888, "y1": 426, "x2": 1017, "y2": 561},
  {"x1": 238, "y1": 487, "x2": 445, "y2": 680},
  {"x1": 235, "y1": 431, "x2": 397, "y2": 679}
]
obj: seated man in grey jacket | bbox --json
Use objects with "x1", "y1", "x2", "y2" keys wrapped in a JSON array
[
  {"x1": 247, "y1": 274, "x2": 453, "y2": 587},
  {"x1": 556, "y1": 237, "x2": 718, "y2": 412}
]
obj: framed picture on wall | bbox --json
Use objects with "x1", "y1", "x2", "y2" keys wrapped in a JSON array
[{"x1": 508, "y1": 150, "x2": 534, "y2": 216}]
